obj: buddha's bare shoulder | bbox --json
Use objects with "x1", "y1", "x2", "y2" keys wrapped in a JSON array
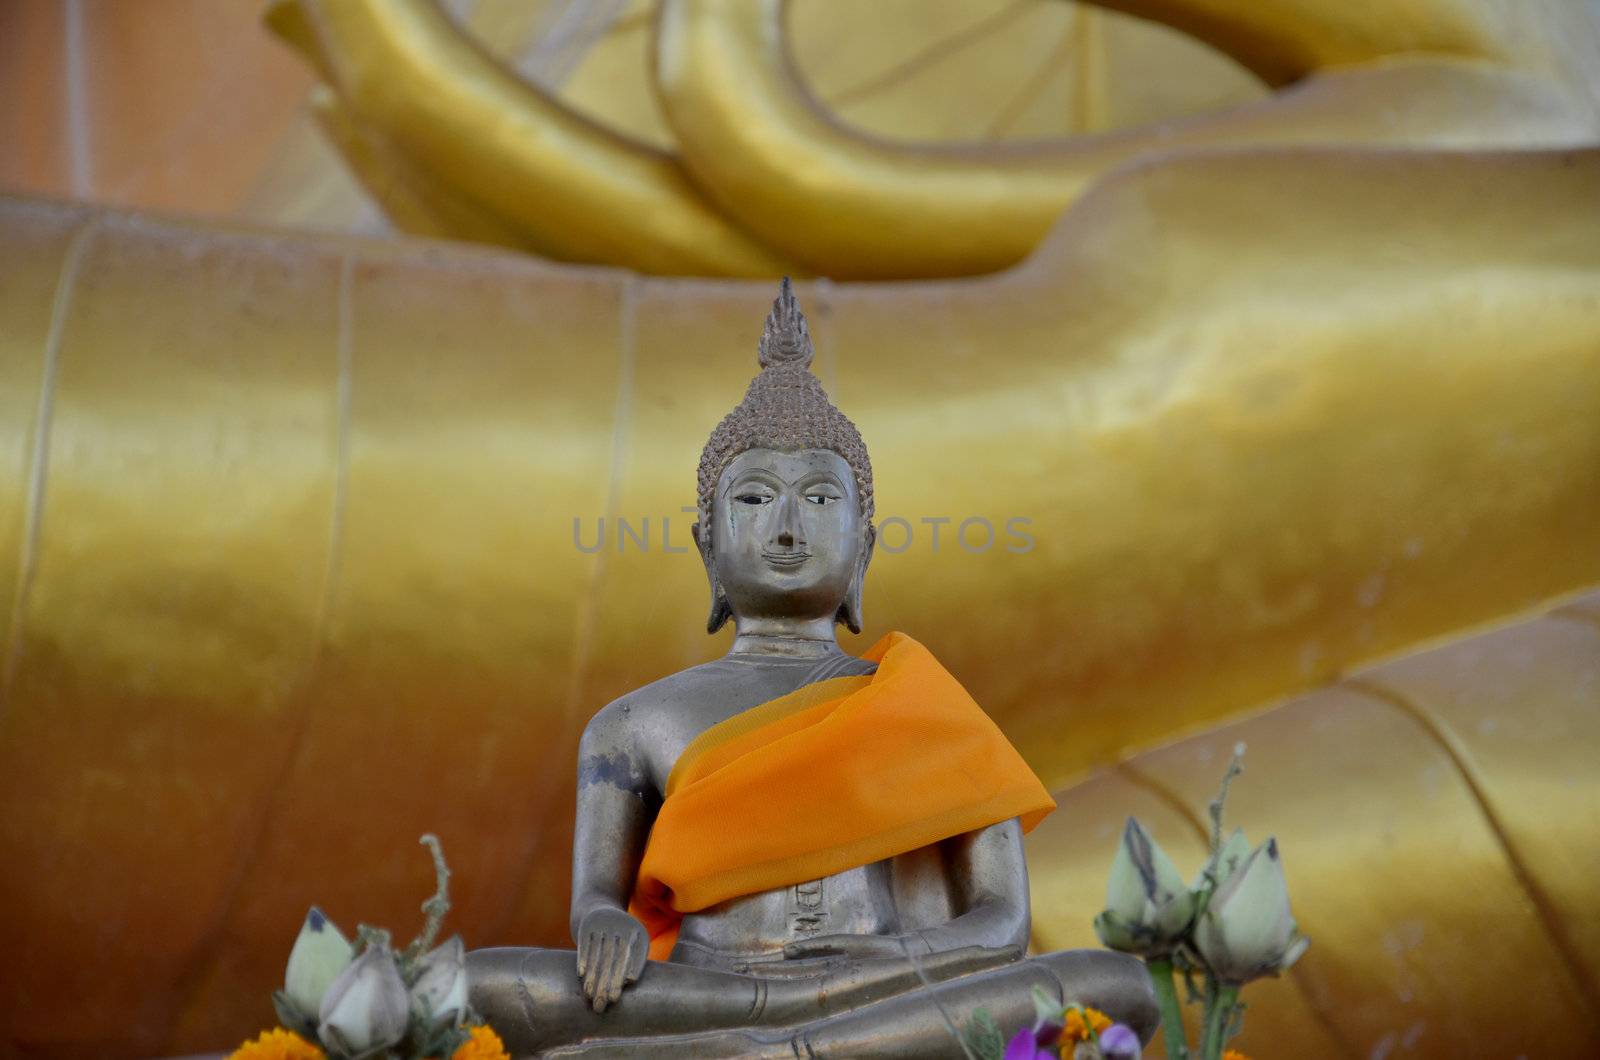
[
  {"x1": 579, "y1": 658, "x2": 756, "y2": 781},
  {"x1": 586, "y1": 659, "x2": 745, "y2": 732}
]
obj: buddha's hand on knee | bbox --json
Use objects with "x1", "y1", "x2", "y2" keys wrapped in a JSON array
[
  {"x1": 782, "y1": 932, "x2": 931, "y2": 961},
  {"x1": 575, "y1": 907, "x2": 649, "y2": 1013}
]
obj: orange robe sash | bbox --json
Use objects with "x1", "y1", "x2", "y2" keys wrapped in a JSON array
[{"x1": 628, "y1": 631, "x2": 1056, "y2": 961}]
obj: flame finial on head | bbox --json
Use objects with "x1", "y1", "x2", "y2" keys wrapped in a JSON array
[{"x1": 758, "y1": 277, "x2": 814, "y2": 370}]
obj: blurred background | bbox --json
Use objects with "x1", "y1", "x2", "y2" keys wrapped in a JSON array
[{"x1": 1, "y1": 1, "x2": 1597, "y2": 1056}]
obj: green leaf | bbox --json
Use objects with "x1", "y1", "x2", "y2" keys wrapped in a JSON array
[
  {"x1": 1032, "y1": 983, "x2": 1062, "y2": 1027},
  {"x1": 963, "y1": 1008, "x2": 1007, "y2": 1060}
]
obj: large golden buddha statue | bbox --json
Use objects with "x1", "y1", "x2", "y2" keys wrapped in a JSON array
[{"x1": 466, "y1": 281, "x2": 1157, "y2": 1056}]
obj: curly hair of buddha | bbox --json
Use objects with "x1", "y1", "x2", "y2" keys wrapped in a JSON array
[{"x1": 696, "y1": 278, "x2": 875, "y2": 530}]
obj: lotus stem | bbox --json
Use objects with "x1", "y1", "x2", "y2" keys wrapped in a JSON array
[
  {"x1": 1206, "y1": 744, "x2": 1246, "y2": 861},
  {"x1": 406, "y1": 833, "x2": 452, "y2": 963},
  {"x1": 1146, "y1": 958, "x2": 1190, "y2": 1060},
  {"x1": 1200, "y1": 982, "x2": 1240, "y2": 1060}
]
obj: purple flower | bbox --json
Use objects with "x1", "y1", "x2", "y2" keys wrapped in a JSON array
[
  {"x1": 1004, "y1": 1026, "x2": 1052, "y2": 1060},
  {"x1": 1099, "y1": 1023, "x2": 1141, "y2": 1058}
]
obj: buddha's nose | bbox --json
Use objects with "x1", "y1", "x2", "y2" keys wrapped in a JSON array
[{"x1": 770, "y1": 493, "x2": 804, "y2": 549}]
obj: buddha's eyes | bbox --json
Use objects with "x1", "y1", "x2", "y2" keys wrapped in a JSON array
[{"x1": 730, "y1": 486, "x2": 840, "y2": 505}]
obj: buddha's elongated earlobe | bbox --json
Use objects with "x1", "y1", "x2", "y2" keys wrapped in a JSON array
[
  {"x1": 692, "y1": 522, "x2": 734, "y2": 633},
  {"x1": 838, "y1": 525, "x2": 875, "y2": 635}
]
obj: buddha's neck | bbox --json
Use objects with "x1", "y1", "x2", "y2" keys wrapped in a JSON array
[{"x1": 727, "y1": 616, "x2": 842, "y2": 659}]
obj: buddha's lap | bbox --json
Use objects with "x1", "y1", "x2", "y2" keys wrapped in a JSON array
[{"x1": 466, "y1": 945, "x2": 1154, "y2": 1041}]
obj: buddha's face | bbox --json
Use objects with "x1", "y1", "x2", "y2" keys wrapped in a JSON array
[{"x1": 706, "y1": 448, "x2": 869, "y2": 625}]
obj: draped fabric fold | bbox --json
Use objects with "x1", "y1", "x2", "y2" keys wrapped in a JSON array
[{"x1": 629, "y1": 631, "x2": 1056, "y2": 960}]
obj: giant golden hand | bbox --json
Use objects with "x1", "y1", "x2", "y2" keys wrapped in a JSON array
[{"x1": 270, "y1": 0, "x2": 1598, "y2": 277}]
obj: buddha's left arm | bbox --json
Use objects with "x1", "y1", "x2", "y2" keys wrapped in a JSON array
[
  {"x1": 912, "y1": 817, "x2": 1031, "y2": 957},
  {"x1": 782, "y1": 818, "x2": 1030, "y2": 962}
]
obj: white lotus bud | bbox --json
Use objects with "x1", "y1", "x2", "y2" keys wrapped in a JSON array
[
  {"x1": 1093, "y1": 818, "x2": 1195, "y2": 956},
  {"x1": 1194, "y1": 837, "x2": 1310, "y2": 983},
  {"x1": 283, "y1": 907, "x2": 352, "y2": 1017},
  {"x1": 410, "y1": 935, "x2": 467, "y2": 1024},
  {"x1": 318, "y1": 944, "x2": 410, "y2": 1056}
]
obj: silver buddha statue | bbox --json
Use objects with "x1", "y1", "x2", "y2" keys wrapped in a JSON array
[{"x1": 467, "y1": 281, "x2": 1156, "y2": 1057}]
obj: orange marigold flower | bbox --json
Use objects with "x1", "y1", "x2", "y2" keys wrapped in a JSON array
[
  {"x1": 1062, "y1": 1005, "x2": 1114, "y2": 1043},
  {"x1": 451, "y1": 1024, "x2": 512, "y2": 1060},
  {"x1": 1223, "y1": 1050, "x2": 1251, "y2": 1060},
  {"x1": 226, "y1": 1028, "x2": 325, "y2": 1060}
]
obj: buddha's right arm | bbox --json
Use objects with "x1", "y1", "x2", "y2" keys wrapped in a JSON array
[
  {"x1": 569, "y1": 708, "x2": 656, "y2": 1010},
  {"x1": 570, "y1": 707, "x2": 655, "y2": 931},
  {"x1": 569, "y1": 781, "x2": 652, "y2": 929}
]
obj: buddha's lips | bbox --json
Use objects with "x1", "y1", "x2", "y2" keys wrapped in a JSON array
[{"x1": 761, "y1": 550, "x2": 811, "y2": 567}]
